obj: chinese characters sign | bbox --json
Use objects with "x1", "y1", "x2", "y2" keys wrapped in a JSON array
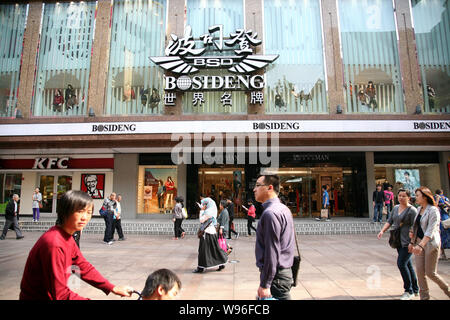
[{"x1": 150, "y1": 25, "x2": 278, "y2": 108}]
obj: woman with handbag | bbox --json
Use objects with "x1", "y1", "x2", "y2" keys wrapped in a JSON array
[
  {"x1": 377, "y1": 188, "x2": 418, "y2": 300},
  {"x1": 217, "y1": 200, "x2": 231, "y2": 254},
  {"x1": 32, "y1": 188, "x2": 42, "y2": 222},
  {"x1": 193, "y1": 195, "x2": 228, "y2": 273},
  {"x1": 410, "y1": 186, "x2": 450, "y2": 300}
]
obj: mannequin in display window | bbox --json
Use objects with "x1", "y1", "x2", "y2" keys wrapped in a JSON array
[{"x1": 365, "y1": 81, "x2": 377, "y2": 109}]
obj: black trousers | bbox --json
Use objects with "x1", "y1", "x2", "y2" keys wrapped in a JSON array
[
  {"x1": 227, "y1": 217, "x2": 238, "y2": 238},
  {"x1": 247, "y1": 216, "x2": 257, "y2": 235},
  {"x1": 113, "y1": 219, "x2": 124, "y2": 239},
  {"x1": 103, "y1": 212, "x2": 114, "y2": 242},
  {"x1": 174, "y1": 218, "x2": 184, "y2": 238}
]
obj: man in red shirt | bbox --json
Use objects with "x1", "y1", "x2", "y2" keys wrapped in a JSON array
[{"x1": 20, "y1": 190, "x2": 133, "y2": 300}]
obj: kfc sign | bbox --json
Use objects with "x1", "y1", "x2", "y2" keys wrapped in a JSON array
[{"x1": 33, "y1": 157, "x2": 69, "y2": 169}]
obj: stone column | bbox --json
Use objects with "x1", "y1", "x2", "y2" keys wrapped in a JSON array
[
  {"x1": 439, "y1": 152, "x2": 450, "y2": 197},
  {"x1": 113, "y1": 154, "x2": 138, "y2": 219},
  {"x1": 16, "y1": 2, "x2": 42, "y2": 118},
  {"x1": 88, "y1": 0, "x2": 112, "y2": 117},
  {"x1": 321, "y1": 0, "x2": 345, "y2": 114},
  {"x1": 366, "y1": 152, "x2": 375, "y2": 221},
  {"x1": 246, "y1": 0, "x2": 265, "y2": 115},
  {"x1": 394, "y1": 0, "x2": 423, "y2": 114},
  {"x1": 163, "y1": 0, "x2": 185, "y2": 116}
]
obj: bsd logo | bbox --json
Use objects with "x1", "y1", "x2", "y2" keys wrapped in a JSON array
[{"x1": 192, "y1": 57, "x2": 234, "y2": 68}]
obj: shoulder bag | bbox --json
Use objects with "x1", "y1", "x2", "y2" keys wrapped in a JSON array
[
  {"x1": 388, "y1": 207, "x2": 410, "y2": 249},
  {"x1": 291, "y1": 226, "x2": 301, "y2": 287},
  {"x1": 197, "y1": 218, "x2": 213, "y2": 239}
]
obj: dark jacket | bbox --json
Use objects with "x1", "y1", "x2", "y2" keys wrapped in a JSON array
[
  {"x1": 5, "y1": 199, "x2": 19, "y2": 220},
  {"x1": 372, "y1": 190, "x2": 386, "y2": 204}
]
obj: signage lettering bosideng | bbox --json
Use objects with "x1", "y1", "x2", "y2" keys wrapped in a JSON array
[
  {"x1": 413, "y1": 121, "x2": 450, "y2": 130},
  {"x1": 92, "y1": 124, "x2": 137, "y2": 132}
]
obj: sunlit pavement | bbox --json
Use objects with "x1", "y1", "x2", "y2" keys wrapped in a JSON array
[{"x1": 0, "y1": 231, "x2": 449, "y2": 300}]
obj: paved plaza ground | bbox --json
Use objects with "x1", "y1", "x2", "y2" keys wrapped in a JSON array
[{"x1": 0, "y1": 230, "x2": 449, "y2": 300}]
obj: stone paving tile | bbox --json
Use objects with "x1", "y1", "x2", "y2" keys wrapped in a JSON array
[{"x1": 0, "y1": 231, "x2": 449, "y2": 300}]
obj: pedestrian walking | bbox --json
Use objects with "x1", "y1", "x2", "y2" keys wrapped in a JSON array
[
  {"x1": 254, "y1": 175, "x2": 295, "y2": 300},
  {"x1": 434, "y1": 189, "x2": 450, "y2": 260},
  {"x1": 243, "y1": 199, "x2": 257, "y2": 236},
  {"x1": 217, "y1": 200, "x2": 230, "y2": 253},
  {"x1": 373, "y1": 184, "x2": 386, "y2": 223},
  {"x1": 32, "y1": 188, "x2": 42, "y2": 222},
  {"x1": 172, "y1": 196, "x2": 185, "y2": 240},
  {"x1": 112, "y1": 194, "x2": 125, "y2": 241},
  {"x1": 102, "y1": 193, "x2": 117, "y2": 245},
  {"x1": 0, "y1": 194, "x2": 24, "y2": 240},
  {"x1": 226, "y1": 198, "x2": 239, "y2": 239},
  {"x1": 384, "y1": 185, "x2": 394, "y2": 221},
  {"x1": 193, "y1": 195, "x2": 228, "y2": 273},
  {"x1": 377, "y1": 189, "x2": 419, "y2": 300},
  {"x1": 19, "y1": 190, "x2": 133, "y2": 300},
  {"x1": 315, "y1": 185, "x2": 331, "y2": 221},
  {"x1": 410, "y1": 186, "x2": 450, "y2": 300}
]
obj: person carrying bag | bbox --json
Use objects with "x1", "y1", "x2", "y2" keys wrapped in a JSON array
[{"x1": 377, "y1": 189, "x2": 418, "y2": 300}]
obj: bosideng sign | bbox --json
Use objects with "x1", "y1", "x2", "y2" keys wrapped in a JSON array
[{"x1": 150, "y1": 25, "x2": 278, "y2": 107}]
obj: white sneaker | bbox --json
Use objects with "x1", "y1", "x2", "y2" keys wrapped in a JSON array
[{"x1": 400, "y1": 292, "x2": 413, "y2": 300}]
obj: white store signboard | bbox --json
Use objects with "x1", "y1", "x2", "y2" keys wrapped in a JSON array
[{"x1": 1, "y1": 120, "x2": 449, "y2": 136}]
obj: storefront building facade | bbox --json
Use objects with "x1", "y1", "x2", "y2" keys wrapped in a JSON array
[{"x1": 0, "y1": 0, "x2": 449, "y2": 220}]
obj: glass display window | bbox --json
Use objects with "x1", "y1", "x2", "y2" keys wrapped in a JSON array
[
  {"x1": 338, "y1": 0, "x2": 404, "y2": 113},
  {"x1": 411, "y1": 0, "x2": 450, "y2": 113},
  {"x1": 106, "y1": 0, "x2": 166, "y2": 115},
  {"x1": 0, "y1": 4, "x2": 27, "y2": 117},
  {"x1": 32, "y1": 2, "x2": 97, "y2": 116},
  {"x1": 263, "y1": 0, "x2": 328, "y2": 114},
  {"x1": 183, "y1": 0, "x2": 246, "y2": 114},
  {"x1": 137, "y1": 166, "x2": 177, "y2": 214}
]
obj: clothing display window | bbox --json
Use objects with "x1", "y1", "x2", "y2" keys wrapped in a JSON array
[
  {"x1": 411, "y1": 0, "x2": 450, "y2": 113},
  {"x1": 338, "y1": 0, "x2": 404, "y2": 113},
  {"x1": 137, "y1": 166, "x2": 177, "y2": 214},
  {"x1": 105, "y1": 0, "x2": 166, "y2": 115},
  {"x1": 0, "y1": 4, "x2": 27, "y2": 117},
  {"x1": 32, "y1": 2, "x2": 96, "y2": 116},
  {"x1": 263, "y1": 0, "x2": 328, "y2": 114}
]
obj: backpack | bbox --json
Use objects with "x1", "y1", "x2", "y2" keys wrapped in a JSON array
[{"x1": 99, "y1": 205, "x2": 108, "y2": 217}]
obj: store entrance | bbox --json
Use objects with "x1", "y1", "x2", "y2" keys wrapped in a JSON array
[
  {"x1": 198, "y1": 167, "x2": 246, "y2": 217},
  {"x1": 276, "y1": 167, "x2": 350, "y2": 218},
  {"x1": 39, "y1": 175, "x2": 72, "y2": 213}
]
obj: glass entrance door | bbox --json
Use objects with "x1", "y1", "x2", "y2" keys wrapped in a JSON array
[{"x1": 39, "y1": 175, "x2": 72, "y2": 213}]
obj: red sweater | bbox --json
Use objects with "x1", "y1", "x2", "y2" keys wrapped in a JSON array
[{"x1": 20, "y1": 226, "x2": 115, "y2": 300}]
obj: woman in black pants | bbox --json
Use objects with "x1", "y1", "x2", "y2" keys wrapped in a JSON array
[{"x1": 377, "y1": 189, "x2": 419, "y2": 300}]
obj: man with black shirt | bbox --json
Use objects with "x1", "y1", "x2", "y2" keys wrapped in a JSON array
[
  {"x1": 226, "y1": 198, "x2": 239, "y2": 239},
  {"x1": 0, "y1": 194, "x2": 24, "y2": 240},
  {"x1": 372, "y1": 184, "x2": 386, "y2": 223}
]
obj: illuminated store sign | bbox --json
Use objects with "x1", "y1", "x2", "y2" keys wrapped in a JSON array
[{"x1": 150, "y1": 25, "x2": 278, "y2": 106}]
